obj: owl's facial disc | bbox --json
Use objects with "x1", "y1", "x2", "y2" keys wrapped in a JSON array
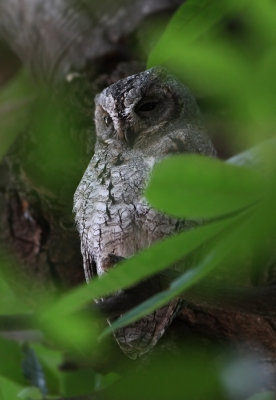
[{"x1": 94, "y1": 67, "x2": 198, "y2": 148}]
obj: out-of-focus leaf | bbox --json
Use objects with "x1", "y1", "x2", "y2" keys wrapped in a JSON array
[
  {"x1": 104, "y1": 183, "x2": 276, "y2": 334},
  {"x1": 100, "y1": 210, "x2": 253, "y2": 336},
  {"x1": 17, "y1": 386, "x2": 43, "y2": 400},
  {"x1": 0, "y1": 376, "x2": 24, "y2": 400},
  {"x1": 94, "y1": 372, "x2": 119, "y2": 392},
  {"x1": 148, "y1": 0, "x2": 276, "y2": 146},
  {"x1": 0, "y1": 252, "x2": 52, "y2": 313},
  {"x1": 104, "y1": 349, "x2": 224, "y2": 400},
  {"x1": 31, "y1": 344, "x2": 63, "y2": 395},
  {"x1": 148, "y1": 0, "x2": 245, "y2": 67},
  {"x1": 22, "y1": 345, "x2": 47, "y2": 396},
  {"x1": 59, "y1": 369, "x2": 96, "y2": 397},
  {"x1": 38, "y1": 309, "x2": 99, "y2": 355},
  {"x1": 37, "y1": 214, "x2": 237, "y2": 321},
  {"x1": 0, "y1": 275, "x2": 30, "y2": 315},
  {"x1": 250, "y1": 47, "x2": 276, "y2": 127},
  {"x1": 146, "y1": 154, "x2": 264, "y2": 218},
  {"x1": 59, "y1": 369, "x2": 119, "y2": 397},
  {"x1": 0, "y1": 69, "x2": 34, "y2": 160},
  {"x1": 151, "y1": 39, "x2": 250, "y2": 105},
  {"x1": 0, "y1": 336, "x2": 25, "y2": 384},
  {"x1": 245, "y1": 0, "x2": 276, "y2": 45},
  {"x1": 104, "y1": 348, "x2": 274, "y2": 400},
  {"x1": 32, "y1": 344, "x2": 118, "y2": 396},
  {"x1": 148, "y1": 0, "x2": 251, "y2": 110},
  {"x1": 36, "y1": 141, "x2": 274, "y2": 331},
  {"x1": 26, "y1": 93, "x2": 84, "y2": 198}
]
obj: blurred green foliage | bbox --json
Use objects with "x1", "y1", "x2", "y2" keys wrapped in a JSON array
[
  {"x1": 148, "y1": 0, "x2": 276, "y2": 148},
  {"x1": 0, "y1": 70, "x2": 34, "y2": 160},
  {"x1": 0, "y1": 0, "x2": 276, "y2": 398},
  {"x1": 0, "y1": 70, "x2": 90, "y2": 204},
  {"x1": 146, "y1": 154, "x2": 264, "y2": 218}
]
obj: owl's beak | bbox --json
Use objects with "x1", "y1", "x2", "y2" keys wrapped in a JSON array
[
  {"x1": 115, "y1": 115, "x2": 137, "y2": 146},
  {"x1": 125, "y1": 127, "x2": 136, "y2": 146},
  {"x1": 117, "y1": 126, "x2": 136, "y2": 147}
]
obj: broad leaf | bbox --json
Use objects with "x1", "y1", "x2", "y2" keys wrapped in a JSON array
[
  {"x1": 148, "y1": 0, "x2": 245, "y2": 68},
  {"x1": 0, "y1": 276, "x2": 30, "y2": 315},
  {"x1": 101, "y1": 202, "x2": 274, "y2": 335},
  {"x1": 102, "y1": 193, "x2": 275, "y2": 335},
  {"x1": 0, "y1": 376, "x2": 25, "y2": 400},
  {"x1": 148, "y1": 0, "x2": 276, "y2": 146},
  {"x1": 17, "y1": 387, "x2": 43, "y2": 400},
  {"x1": 38, "y1": 310, "x2": 99, "y2": 355},
  {"x1": 146, "y1": 154, "x2": 264, "y2": 218},
  {"x1": 0, "y1": 336, "x2": 25, "y2": 385},
  {"x1": 38, "y1": 214, "x2": 237, "y2": 321}
]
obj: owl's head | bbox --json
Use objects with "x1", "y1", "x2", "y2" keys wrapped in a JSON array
[{"x1": 94, "y1": 67, "x2": 214, "y2": 156}]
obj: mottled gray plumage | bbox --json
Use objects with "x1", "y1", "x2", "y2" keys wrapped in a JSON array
[{"x1": 73, "y1": 67, "x2": 216, "y2": 358}]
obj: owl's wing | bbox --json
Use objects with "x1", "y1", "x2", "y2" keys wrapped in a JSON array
[
  {"x1": 102, "y1": 273, "x2": 183, "y2": 359},
  {"x1": 113, "y1": 298, "x2": 181, "y2": 359}
]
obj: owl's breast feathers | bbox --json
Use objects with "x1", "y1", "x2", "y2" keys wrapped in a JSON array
[{"x1": 74, "y1": 145, "x2": 179, "y2": 277}]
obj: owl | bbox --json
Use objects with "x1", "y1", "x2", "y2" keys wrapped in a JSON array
[{"x1": 73, "y1": 67, "x2": 216, "y2": 359}]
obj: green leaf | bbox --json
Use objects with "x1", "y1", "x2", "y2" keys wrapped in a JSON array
[
  {"x1": 94, "y1": 373, "x2": 119, "y2": 391},
  {"x1": 148, "y1": 0, "x2": 245, "y2": 68},
  {"x1": 146, "y1": 154, "x2": 264, "y2": 218},
  {"x1": 0, "y1": 275, "x2": 30, "y2": 315},
  {"x1": 38, "y1": 310, "x2": 99, "y2": 355},
  {"x1": 147, "y1": 0, "x2": 251, "y2": 113},
  {"x1": 38, "y1": 214, "x2": 237, "y2": 322},
  {"x1": 27, "y1": 92, "x2": 84, "y2": 198},
  {"x1": 0, "y1": 376, "x2": 24, "y2": 400},
  {"x1": 245, "y1": 0, "x2": 276, "y2": 45},
  {"x1": 151, "y1": 38, "x2": 250, "y2": 107},
  {"x1": 148, "y1": 0, "x2": 276, "y2": 146},
  {"x1": 17, "y1": 387, "x2": 43, "y2": 400},
  {"x1": 0, "y1": 336, "x2": 25, "y2": 385},
  {"x1": 104, "y1": 349, "x2": 224, "y2": 400},
  {"x1": 31, "y1": 344, "x2": 118, "y2": 396},
  {"x1": 103, "y1": 189, "x2": 276, "y2": 336},
  {"x1": 31, "y1": 344, "x2": 63, "y2": 396},
  {"x1": 100, "y1": 210, "x2": 254, "y2": 336},
  {"x1": 59, "y1": 369, "x2": 96, "y2": 397}
]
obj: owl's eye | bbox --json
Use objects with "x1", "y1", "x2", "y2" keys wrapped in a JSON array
[
  {"x1": 136, "y1": 101, "x2": 159, "y2": 112},
  {"x1": 104, "y1": 115, "x2": 112, "y2": 126}
]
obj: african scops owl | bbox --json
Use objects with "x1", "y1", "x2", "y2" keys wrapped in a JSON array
[{"x1": 73, "y1": 67, "x2": 216, "y2": 359}]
